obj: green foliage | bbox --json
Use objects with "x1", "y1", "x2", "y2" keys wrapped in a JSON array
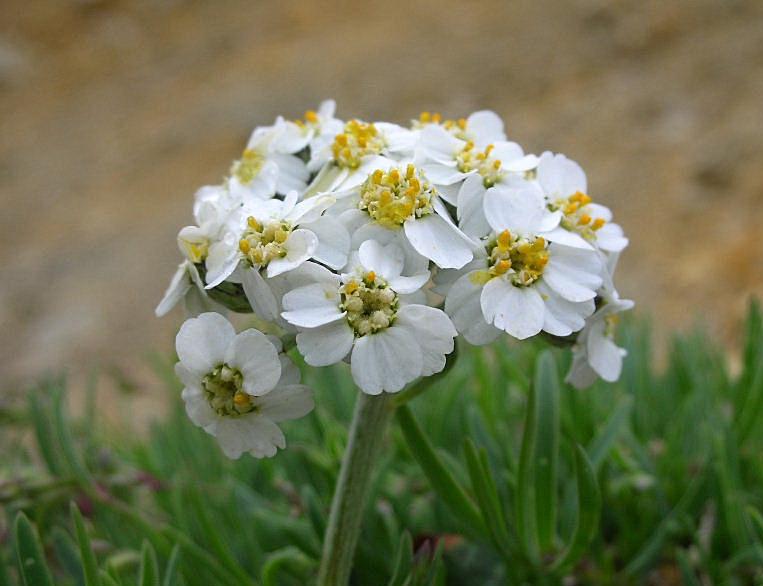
[{"x1": 0, "y1": 301, "x2": 762, "y2": 584}]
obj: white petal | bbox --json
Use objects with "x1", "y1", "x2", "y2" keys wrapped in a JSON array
[
  {"x1": 480, "y1": 279, "x2": 544, "y2": 340},
  {"x1": 240, "y1": 267, "x2": 279, "y2": 321},
  {"x1": 204, "y1": 240, "x2": 240, "y2": 289},
  {"x1": 181, "y1": 384, "x2": 217, "y2": 429},
  {"x1": 587, "y1": 322, "x2": 625, "y2": 382},
  {"x1": 358, "y1": 239, "x2": 404, "y2": 280},
  {"x1": 538, "y1": 282, "x2": 594, "y2": 337},
  {"x1": 537, "y1": 152, "x2": 587, "y2": 197},
  {"x1": 300, "y1": 215, "x2": 350, "y2": 269},
  {"x1": 388, "y1": 273, "x2": 430, "y2": 294},
  {"x1": 285, "y1": 195, "x2": 335, "y2": 225},
  {"x1": 396, "y1": 305, "x2": 457, "y2": 377},
  {"x1": 281, "y1": 283, "x2": 344, "y2": 328},
  {"x1": 272, "y1": 153, "x2": 309, "y2": 194},
  {"x1": 296, "y1": 319, "x2": 355, "y2": 366},
  {"x1": 224, "y1": 329, "x2": 282, "y2": 396},
  {"x1": 257, "y1": 384, "x2": 315, "y2": 422},
  {"x1": 595, "y1": 223, "x2": 629, "y2": 252},
  {"x1": 543, "y1": 245, "x2": 603, "y2": 302},
  {"x1": 466, "y1": 110, "x2": 506, "y2": 146},
  {"x1": 156, "y1": 263, "x2": 191, "y2": 317},
  {"x1": 404, "y1": 214, "x2": 473, "y2": 269},
  {"x1": 445, "y1": 271, "x2": 502, "y2": 345},
  {"x1": 457, "y1": 174, "x2": 490, "y2": 239},
  {"x1": 351, "y1": 327, "x2": 423, "y2": 394},
  {"x1": 421, "y1": 163, "x2": 467, "y2": 186},
  {"x1": 544, "y1": 227, "x2": 594, "y2": 249},
  {"x1": 484, "y1": 182, "x2": 548, "y2": 235},
  {"x1": 266, "y1": 229, "x2": 318, "y2": 278},
  {"x1": 176, "y1": 312, "x2": 236, "y2": 375}
]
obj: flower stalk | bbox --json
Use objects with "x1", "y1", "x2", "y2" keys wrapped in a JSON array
[{"x1": 317, "y1": 391, "x2": 395, "y2": 586}]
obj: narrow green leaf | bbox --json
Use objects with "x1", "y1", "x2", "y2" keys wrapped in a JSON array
[
  {"x1": 534, "y1": 351, "x2": 560, "y2": 553},
  {"x1": 28, "y1": 389, "x2": 64, "y2": 476},
  {"x1": 52, "y1": 385, "x2": 92, "y2": 482},
  {"x1": 463, "y1": 439, "x2": 512, "y2": 556},
  {"x1": 516, "y1": 376, "x2": 539, "y2": 561},
  {"x1": 387, "y1": 531, "x2": 413, "y2": 586},
  {"x1": 138, "y1": 541, "x2": 160, "y2": 586},
  {"x1": 550, "y1": 444, "x2": 600, "y2": 573},
  {"x1": 162, "y1": 545, "x2": 181, "y2": 586},
  {"x1": 50, "y1": 527, "x2": 84, "y2": 584},
  {"x1": 396, "y1": 405, "x2": 485, "y2": 535},
  {"x1": 14, "y1": 512, "x2": 54, "y2": 586},
  {"x1": 586, "y1": 397, "x2": 632, "y2": 470},
  {"x1": 71, "y1": 502, "x2": 102, "y2": 586}
]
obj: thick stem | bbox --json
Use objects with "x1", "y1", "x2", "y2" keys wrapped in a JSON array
[{"x1": 317, "y1": 392, "x2": 394, "y2": 586}]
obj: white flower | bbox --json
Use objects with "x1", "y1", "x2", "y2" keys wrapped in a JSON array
[
  {"x1": 566, "y1": 293, "x2": 634, "y2": 389},
  {"x1": 445, "y1": 182, "x2": 602, "y2": 341},
  {"x1": 414, "y1": 124, "x2": 538, "y2": 207},
  {"x1": 175, "y1": 312, "x2": 314, "y2": 459},
  {"x1": 176, "y1": 185, "x2": 239, "y2": 265},
  {"x1": 228, "y1": 121, "x2": 310, "y2": 200},
  {"x1": 274, "y1": 100, "x2": 344, "y2": 155},
  {"x1": 333, "y1": 164, "x2": 475, "y2": 270},
  {"x1": 280, "y1": 240, "x2": 457, "y2": 394},
  {"x1": 536, "y1": 152, "x2": 628, "y2": 253},
  {"x1": 204, "y1": 191, "x2": 350, "y2": 322},
  {"x1": 305, "y1": 119, "x2": 415, "y2": 194}
]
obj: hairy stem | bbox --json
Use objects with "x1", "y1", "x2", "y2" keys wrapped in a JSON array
[{"x1": 317, "y1": 391, "x2": 394, "y2": 586}]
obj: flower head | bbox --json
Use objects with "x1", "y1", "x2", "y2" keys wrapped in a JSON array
[{"x1": 175, "y1": 312, "x2": 314, "y2": 458}]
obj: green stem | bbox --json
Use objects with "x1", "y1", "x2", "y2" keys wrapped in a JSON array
[{"x1": 317, "y1": 391, "x2": 395, "y2": 586}]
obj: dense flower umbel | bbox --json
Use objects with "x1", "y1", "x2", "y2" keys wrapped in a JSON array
[{"x1": 158, "y1": 101, "x2": 632, "y2": 458}]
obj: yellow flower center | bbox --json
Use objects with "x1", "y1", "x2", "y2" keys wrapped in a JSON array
[
  {"x1": 231, "y1": 149, "x2": 265, "y2": 185},
  {"x1": 239, "y1": 216, "x2": 292, "y2": 267},
  {"x1": 456, "y1": 141, "x2": 504, "y2": 187},
  {"x1": 340, "y1": 272, "x2": 399, "y2": 337},
  {"x1": 359, "y1": 164, "x2": 435, "y2": 228},
  {"x1": 331, "y1": 120, "x2": 385, "y2": 169},
  {"x1": 292, "y1": 109, "x2": 321, "y2": 133},
  {"x1": 554, "y1": 191, "x2": 607, "y2": 241},
  {"x1": 202, "y1": 364, "x2": 256, "y2": 417},
  {"x1": 179, "y1": 236, "x2": 209, "y2": 264},
  {"x1": 488, "y1": 229, "x2": 549, "y2": 287},
  {"x1": 413, "y1": 111, "x2": 468, "y2": 138}
]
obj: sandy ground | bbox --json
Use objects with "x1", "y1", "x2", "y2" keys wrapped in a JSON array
[{"x1": 1, "y1": 0, "x2": 762, "y2": 415}]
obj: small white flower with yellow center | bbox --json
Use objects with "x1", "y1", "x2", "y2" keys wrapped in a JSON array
[
  {"x1": 204, "y1": 192, "x2": 349, "y2": 321},
  {"x1": 566, "y1": 293, "x2": 634, "y2": 389},
  {"x1": 175, "y1": 312, "x2": 314, "y2": 459},
  {"x1": 228, "y1": 121, "x2": 310, "y2": 200},
  {"x1": 306, "y1": 119, "x2": 415, "y2": 194},
  {"x1": 176, "y1": 185, "x2": 238, "y2": 266},
  {"x1": 336, "y1": 164, "x2": 475, "y2": 270},
  {"x1": 280, "y1": 240, "x2": 457, "y2": 395},
  {"x1": 445, "y1": 183, "x2": 602, "y2": 341},
  {"x1": 536, "y1": 152, "x2": 628, "y2": 253},
  {"x1": 275, "y1": 100, "x2": 344, "y2": 155},
  {"x1": 415, "y1": 130, "x2": 539, "y2": 240}
]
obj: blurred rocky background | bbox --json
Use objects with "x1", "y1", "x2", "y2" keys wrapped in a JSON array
[{"x1": 1, "y1": 0, "x2": 762, "y2": 409}]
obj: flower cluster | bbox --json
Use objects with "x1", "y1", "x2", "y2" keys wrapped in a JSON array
[{"x1": 158, "y1": 101, "x2": 632, "y2": 458}]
